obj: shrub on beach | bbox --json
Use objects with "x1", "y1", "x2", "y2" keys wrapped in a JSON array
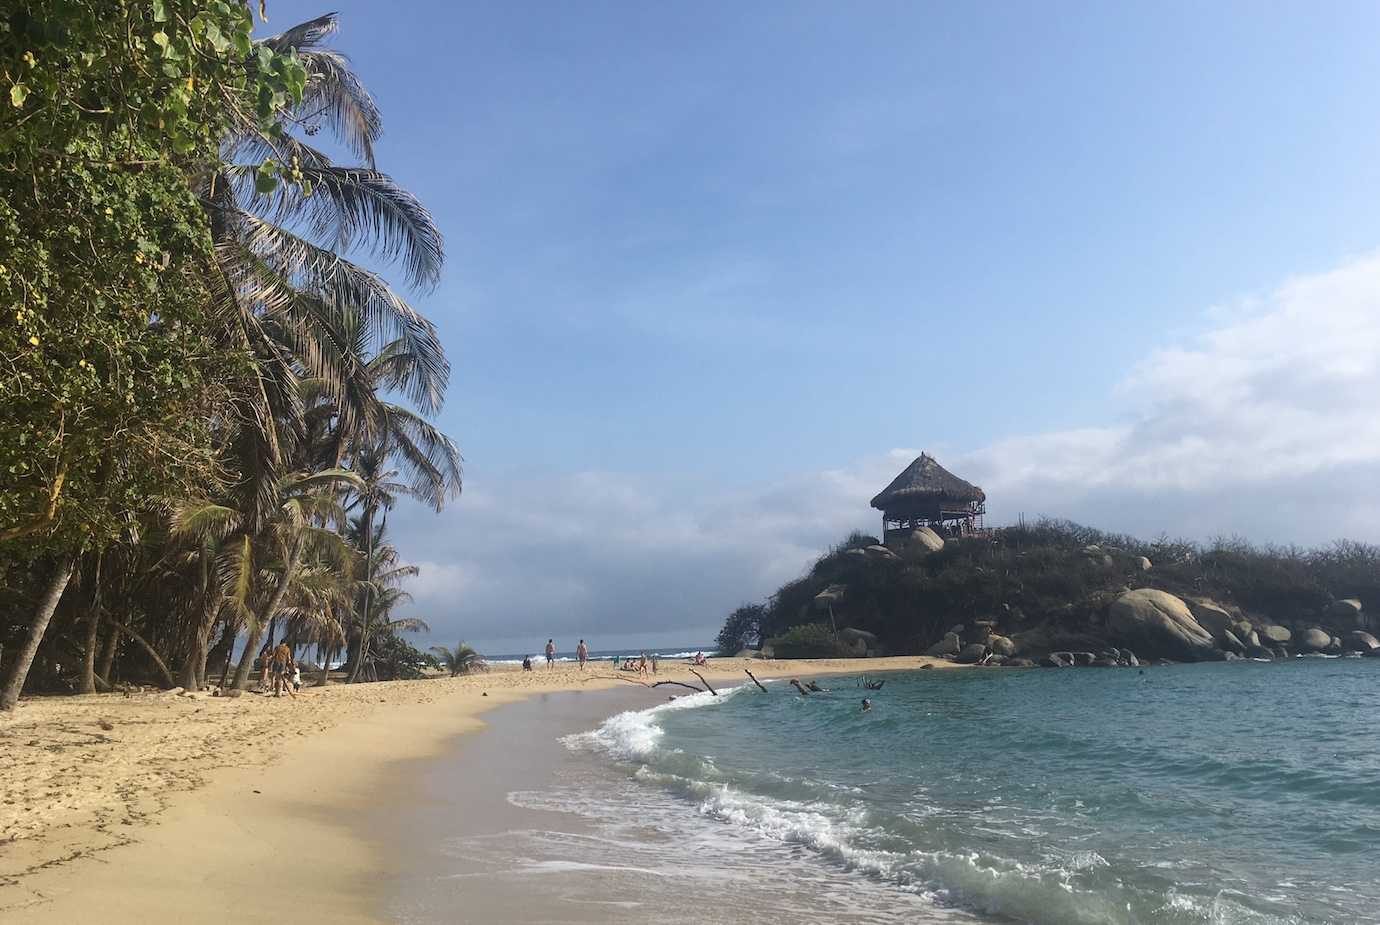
[{"x1": 765, "y1": 623, "x2": 852, "y2": 659}]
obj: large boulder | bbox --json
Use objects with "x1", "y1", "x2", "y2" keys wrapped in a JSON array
[
  {"x1": 1134, "y1": 556, "x2": 1153, "y2": 572},
  {"x1": 1329, "y1": 599, "x2": 1364, "y2": 626},
  {"x1": 1220, "y1": 628, "x2": 1246, "y2": 655},
  {"x1": 955, "y1": 643, "x2": 988, "y2": 664},
  {"x1": 1298, "y1": 627, "x2": 1332, "y2": 652},
  {"x1": 1108, "y1": 589, "x2": 1216, "y2": 661},
  {"x1": 1259, "y1": 625, "x2": 1292, "y2": 645},
  {"x1": 907, "y1": 527, "x2": 945, "y2": 554},
  {"x1": 926, "y1": 633, "x2": 961, "y2": 657},
  {"x1": 989, "y1": 635, "x2": 1017, "y2": 657},
  {"x1": 1186, "y1": 599, "x2": 1234, "y2": 640},
  {"x1": 864, "y1": 544, "x2": 900, "y2": 561},
  {"x1": 1344, "y1": 630, "x2": 1380, "y2": 652}
]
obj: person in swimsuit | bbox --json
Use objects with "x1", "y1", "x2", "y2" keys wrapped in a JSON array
[
  {"x1": 577, "y1": 639, "x2": 589, "y2": 670},
  {"x1": 270, "y1": 642, "x2": 295, "y2": 699},
  {"x1": 545, "y1": 639, "x2": 556, "y2": 668}
]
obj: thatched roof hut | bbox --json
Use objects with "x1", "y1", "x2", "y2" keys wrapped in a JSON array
[{"x1": 871, "y1": 453, "x2": 986, "y2": 539}]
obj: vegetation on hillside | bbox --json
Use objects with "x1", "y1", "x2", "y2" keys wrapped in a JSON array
[
  {"x1": 0, "y1": 4, "x2": 463, "y2": 707},
  {"x1": 720, "y1": 520, "x2": 1380, "y2": 657}
]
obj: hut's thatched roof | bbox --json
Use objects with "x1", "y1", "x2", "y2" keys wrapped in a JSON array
[{"x1": 870, "y1": 453, "x2": 985, "y2": 512}]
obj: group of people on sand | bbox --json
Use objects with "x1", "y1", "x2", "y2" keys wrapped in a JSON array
[
  {"x1": 522, "y1": 638, "x2": 593, "y2": 671},
  {"x1": 255, "y1": 641, "x2": 302, "y2": 698}
]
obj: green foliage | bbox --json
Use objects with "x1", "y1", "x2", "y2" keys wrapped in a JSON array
[
  {"x1": 715, "y1": 602, "x2": 765, "y2": 653},
  {"x1": 429, "y1": 641, "x2": 487, "y2": 677},
  {"x1": 765, "y1": 622, "x2": 850, "y2": 658},
  {"x1": 370, "y1": 631, "x2": 435, "y2": 681},
  {"x1": 724, "y1": 518, "x2": 1380, "y2": 655}
]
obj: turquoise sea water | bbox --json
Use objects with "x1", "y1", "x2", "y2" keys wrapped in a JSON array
[{"x1": 564, "y1": 659, "x2": 1380, "y2": 923}]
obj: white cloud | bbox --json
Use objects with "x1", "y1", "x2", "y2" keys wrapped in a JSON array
[{"x1": 398, "y1": 252, "x2": 1380, "y2": 650}]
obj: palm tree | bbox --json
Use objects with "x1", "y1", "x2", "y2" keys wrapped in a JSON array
[{"x1": 430, "y1": 642, "x2": 487, "y2": 677}]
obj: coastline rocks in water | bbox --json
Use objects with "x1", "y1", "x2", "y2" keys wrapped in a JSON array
[
  {"x1": 955, "y1": 643, "x2": 988, "y2": 664},
  {"x1": 1221, "y1": 628, "x2": 1246, "y2": 655},
  {"x1": 1271, "y1": 646, "x2": 1290, "y2": 660},
  {"x1": 1043, "y1": 652, "x2": 1074, "y2": 668},
  {"x1": 1298, "y1": 628, "x2": 1332, "y2": 652},
  {"x1": 1259, "y1": 625, "x2": 1292, "y2": 645},
  {"x1": 989, "y1": 635, "x2": 1017, "y2": 657},
  {"x1": 1071, "y1": 651, "x2": 1096, "y2": 667},
  {"x1": 985, "y1": 654, "x2": 1008, "y2": 666},
  {"x1": 1366, "y1": 646, "x2": 1380, "y2": 658},
  {"x1": 1109, "y1": 589, "x2": 1216, "y2": 661},
  {"x1": 1186, "y1": 598, "x2": 1234, "y2": 640},
  {"x1": 926, "y1": 633, "x2": 962, "y2": 657},
  {"x1": 1005, "y1": 657, "x2": 1036, "y2": 668},
  {"x1": 1329, "y1": 599, "x2": 1364, "y2": 625},
  {"x1": 907, "y1": 527, "x2": 945, "y2": 554},
  {"x1": 1120, "y1": 649, "x2": 1141, "y2": 667},
  {"x1": 1344, "y1": 630, "x2": 1380, "y2": 652}
]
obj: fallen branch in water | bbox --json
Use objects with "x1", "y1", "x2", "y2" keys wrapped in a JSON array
[
  {"x1": 744, "y1": 668, "x2": 768, "y2": 692},
  {"x1": 583, "y1": 673, "x2": 651, "y2": 687},
  {"x1": 652, "y1": 680, "x2": 710, "y2": 694},
  {"x1": 689, "y1": 669, "x2": 717, "y2": 696}
]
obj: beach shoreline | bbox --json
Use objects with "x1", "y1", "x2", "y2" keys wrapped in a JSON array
[{"x1": 0, "y1": 655, "x2": 955, "y2": 923}]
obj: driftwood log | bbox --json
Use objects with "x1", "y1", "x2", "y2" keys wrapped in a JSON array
[{"x1": 744, "y1": 668, "x2": 768, "y2": 692}]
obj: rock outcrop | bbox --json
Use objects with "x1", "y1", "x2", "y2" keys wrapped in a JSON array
[
  {"x1": 1298, "y1": 627, "x2": 1332, "y2": 652},
  {"x1": 926, "y1": 633, "x2": 961, "y2": 657},
  {"x1": 989, "y1": 635, "x2": 1017, "y2": 657},
  {"x1": 1329, "y1": 599, "x2": 1364, "y2": 626},
  {"x1": 1259, "y1": 624, "x2": 1292, "y2": 645},
  {"x1": 1108, "y1": 589, "x2": 1217, "y2": 661},
  {"x1": 907, "y1": 527, "x2": 945, "y2": 554},
  {"x1": 955, "y1": 643, "x2": 988, "y2": 664},
  {"x1": 1344, "y1": 630, "x2": 1380, "y2": 651},
  {"x1": 1186, "y1": 598, "x2": 1234, "y2": 640}
]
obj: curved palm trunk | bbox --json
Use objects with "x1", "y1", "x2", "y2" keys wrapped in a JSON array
[
  {"x1": 80, "y1": 606, "x2": 101, "y2": 695},
  {"x1": 1, "y1": 555, "x2": 76, "y2": 711},
  {"x1": 180, "y1": 596, "x2": 221, "y2": 691},
  {"x1": 231, "y1": 540, "x2": 301, "y2": 691}
]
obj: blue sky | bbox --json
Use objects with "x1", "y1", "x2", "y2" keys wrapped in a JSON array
[{"x1": 266, "y1": 2, "x2": 1380, "y2": 653}]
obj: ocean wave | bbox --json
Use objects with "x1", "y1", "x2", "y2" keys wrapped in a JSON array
[{"x1": 562, "y1": 685, "x2": 743, "y2": 761}]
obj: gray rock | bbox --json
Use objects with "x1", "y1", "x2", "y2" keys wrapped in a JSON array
[
  {"x1": 925, "y1": 633, "x2": 961, "y2": 657},
  {"x1": 1298, "y1": 627, "x2": 1332, "y2": 652},
  {"x1": 1271, "y1": 646, "x2": 1290, "y2": 660},
  {"x1": 1120, "y1": 649, "x2": 1141, "y2": 667},
  {"x1": 1090, "y1": 658, "x2": 1119, "y2": 667},
  {"x1": 1366, "y1": 646, "x2": 1380, "y2": 658},
  {"x1": 1071, "y1": 651, "x2": 1096, "y2": 667},
  {"x1": 1259, "y1": 624, "x2": 1292, "y2": 645},
  {"x1": 1223, "y1": 651, "x2": 1241, "y2": 661},
  {"x1": 1247, "y1": 645, "x2": 1273, "y2": 659},
  {"x1": 1005, "y1": 658, "x2": 1036, "y2": 668},
  {"x1": 1108, "y1": 589, "x2": 1217, "y2": 661},
  {"x1": 1344, "y1": 630, "x2": 1380, "y2": 651},
  {"x1": 985, "y1": 654, "x2": 1008, "y2": 666},
  {"x1": 1221, "y1": 628, "x2": 1246, "y2": 655},
  {"x1": 1134, "y1": 556, "x2": 1153, "y2": 571},
  {"x1": 1242, "y1": 628, "x2": 1262, "y2": 649},
  {"x1": 907, "y1": 527, "x2": 945, "y2": 554},
  {"x1": 1186, "y1": 599, "x2": 1234, "y2": 639},
  {"x1": 989, "y1": 635, "x2": 1017, "y2": 657},
  {"x1": 1043, "y1": 652, "x2": 1074, "y2": 668},
  {"x1": 955, "y1": 643, "x2": 988, "y2": 664},
  {"x1": 1329, "y1": 599, "x2": 1364, "y2": 624},
  {"x1": 863, "y1": 544, "x2": 900, "y2": 561}
]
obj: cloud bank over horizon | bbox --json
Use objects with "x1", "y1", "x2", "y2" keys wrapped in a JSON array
[{"x1": 397, "y1": 252, "x2": 1380, "y2": 652}]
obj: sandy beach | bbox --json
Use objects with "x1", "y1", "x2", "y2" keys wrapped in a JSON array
[{"x1": 0, "y1": 656, "x2": 954, "y2": 923}]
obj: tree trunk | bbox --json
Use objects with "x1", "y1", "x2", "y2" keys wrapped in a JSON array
[
  {"x1": 97, "y1": 621, "x2": 119, "y2": 686},
  {"x1": 80, "y1": 605, "x2": 101, "y2": 694},
  {"x1": 179, "y1": 595, "x2": 220, "y2": 691},
  {"x1": 348, "y1": 502, "x2": 377, "y2": 683},
  {"x1": 231, "y1": 541, "x2": 300, "y2": 691},
  {"x1": 1, "y1": 555, "x2": 76, "y2": 711},
  {"x1": 107, "y1": 620, "x2": 177, "y2": 689}
]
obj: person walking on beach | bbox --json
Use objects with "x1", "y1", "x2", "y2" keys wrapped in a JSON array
[
  {"x1": 546, "y1": 639, "x2": 556, "y2": 668},
  {"x1": 577, "y1": 639, "x2": 589, "y2": 670},
  {"x1": 270, "y1": 642, "x2": 295, "y2": 699}
]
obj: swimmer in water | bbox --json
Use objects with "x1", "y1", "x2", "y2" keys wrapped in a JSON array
[{"x1": 861, "y1": 698, "x2": 872, "y2": 712}]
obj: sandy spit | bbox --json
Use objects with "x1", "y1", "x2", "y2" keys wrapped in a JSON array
[{"x1": 0, "y1": 655, "x2": 956, "y2": 922}]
